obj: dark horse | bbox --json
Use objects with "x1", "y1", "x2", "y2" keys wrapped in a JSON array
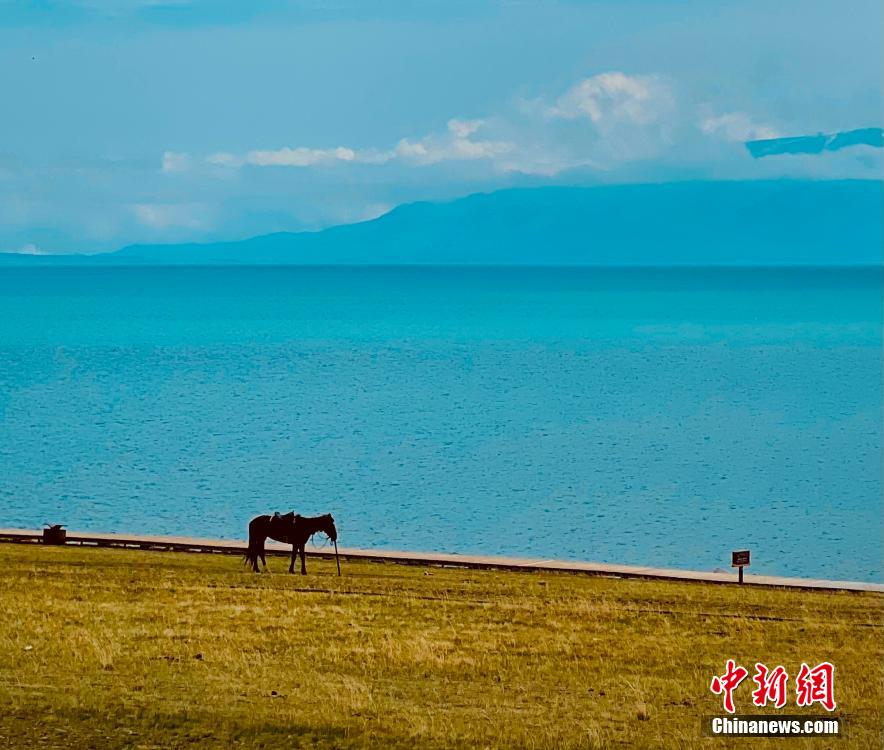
[{"x1": 244, "y1": 512, "x2": 338, "y2": 574}]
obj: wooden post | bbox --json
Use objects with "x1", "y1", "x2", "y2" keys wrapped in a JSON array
[{"x1": 732, "y1": 550, "x2": 750, "y2": 584}]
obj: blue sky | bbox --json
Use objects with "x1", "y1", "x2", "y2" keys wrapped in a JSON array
[{"x1": 0, "y1": 0, "x2": 881, "y2": 254}]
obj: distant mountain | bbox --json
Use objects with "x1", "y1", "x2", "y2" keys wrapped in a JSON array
[{"x1": 3, "y1": 180, "x2": 882, "y2": 266}]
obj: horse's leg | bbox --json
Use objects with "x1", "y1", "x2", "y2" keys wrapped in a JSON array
[
  {"x1": 289, "y1": 545, "x2": 296, "y2": 574},
  {"x1": 299, "y1": 545, "x2": 307, "y2": 575}
]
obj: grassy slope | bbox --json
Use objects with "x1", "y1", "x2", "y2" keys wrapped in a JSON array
[{"x1": 0, "y1": 545, "x2": 880, "y2": 749}]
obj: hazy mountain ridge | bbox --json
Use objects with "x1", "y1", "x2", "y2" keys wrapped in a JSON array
[{"x1": 3, "y1": 180, "x2": 882, "y2": 266}]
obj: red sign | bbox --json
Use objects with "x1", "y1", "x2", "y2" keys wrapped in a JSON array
[{"x1": 732, "y1": 550, "x2": 750, "y2": 567}]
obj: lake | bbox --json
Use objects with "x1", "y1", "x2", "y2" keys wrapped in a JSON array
[{"x1": 0, "y1": 266, "x2": 880, "y2": 580}]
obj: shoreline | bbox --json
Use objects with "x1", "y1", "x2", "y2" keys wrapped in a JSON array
[{"x1": 2, "y1": 527, "x2": 880, "y2": 593}]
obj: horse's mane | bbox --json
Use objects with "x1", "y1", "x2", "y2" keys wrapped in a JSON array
[{"x1": 293, "y1": 513, "x2": 332, "y2": 523}]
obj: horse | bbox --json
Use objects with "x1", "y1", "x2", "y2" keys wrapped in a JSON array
[{"x1": 244, "y1": 512, "x2": 338, "y2": 575}]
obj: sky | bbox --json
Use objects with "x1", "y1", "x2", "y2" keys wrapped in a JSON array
[{"x1": 0, "y1": 0, "x2": 881, "y2": 254}]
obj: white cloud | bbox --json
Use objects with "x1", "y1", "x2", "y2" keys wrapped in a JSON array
[
  {"x1": 132, "y1": 203, "x2": 210, "y2": 230},
  {"x1": 394, "y1": 119, "x2": 513, "y2": 165},
  {"x1": 202, "y1": 119, "x2": 512, "y2": 172},
  {"x1": 205, "y1": 152, "x2": 243, "y2": 168},
  {"x1": 207, "y1": 146, "x2": 392, "y2": 169},
  {"x1": 161, "y1": 151, "x2": 192, "y2": 173},
  {"x1": 446, "y1": 118, "x2": 484, "y2": 139},
  {"x1": 0, "y1": 243, "x2": 47, "y2": 255},
  {"x1": 700, "y1": 112, "x2": 780, "y2": 142},
  {"x1": 496, "y1": 71, "x2": 681, "y2": 173},
  {"x1": 545, "y1": 72, "x2": 673, "y2": 125},
  {"x1": 247, "y1": 146, "x2": 357, "y2": 167}
]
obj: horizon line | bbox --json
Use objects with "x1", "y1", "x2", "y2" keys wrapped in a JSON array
[{"x1": 1, "y1": 262, "x2": 881, "y2": 271}]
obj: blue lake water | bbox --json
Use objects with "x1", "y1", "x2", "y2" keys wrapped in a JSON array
[{"x1": 0, "y1": 266, "x2": 880, "y2": 581}]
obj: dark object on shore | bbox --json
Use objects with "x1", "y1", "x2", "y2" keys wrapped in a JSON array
[
  {"x1": 244, "y1": 513, "x2": 339, "y2": 575},
  {"x1": 42, "y1": 524, "x2": 66, "y2": 545},
  {"x1": 732, "y1": 549, "x2": 751, "y2": 584}
]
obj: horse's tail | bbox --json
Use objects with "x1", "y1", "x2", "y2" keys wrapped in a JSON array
[
  {"x1": 243, "y1": 542, "x2": 260, "y2": 571},
  {"x1": 243, "y1": 516, "x2": 267, "y2": 572}
]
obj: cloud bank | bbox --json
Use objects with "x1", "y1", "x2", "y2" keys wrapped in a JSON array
[
  {"x1": 201, "y1": 118, "x2": 514, "y2": 171},
  {"x1": 160, "y1": 73, "x2": 881, "y2": 187},
  {"x1": 544, "y1": 72, "x2": 673, "y2": 126},
  {"x1": 163, "y1": 73, "x2": 683, "y2": 179}
]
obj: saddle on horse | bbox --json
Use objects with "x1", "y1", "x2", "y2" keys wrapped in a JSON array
[{"x1": 269, "y1": 511, "x2": 297, "y2": 544}]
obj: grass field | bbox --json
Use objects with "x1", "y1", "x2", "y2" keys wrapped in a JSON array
[{"x1": 0, "y1": 544, "x2": 881, "y2": 749}]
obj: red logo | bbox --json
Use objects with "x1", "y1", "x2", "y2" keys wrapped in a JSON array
[
  {"x1": 751, "y1": 663, "x2": 789, "y2": 708},
  {"x1": 710, "y1": 659, "x2": 749, "y2": 714},
  {"x1": 710, "y1": 661, "x2": 836, "y2": 712},
  {"x1": 796, "y1": 662, "x2": 836, "y2": 711}
]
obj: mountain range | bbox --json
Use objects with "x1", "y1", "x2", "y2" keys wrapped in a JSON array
[{"x1": 3, "y1": 180, "x2": 881, "y2": 266}]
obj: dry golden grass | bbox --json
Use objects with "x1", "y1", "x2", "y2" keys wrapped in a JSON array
[{"x1": 0, "y1": 544, "x2": 881, "y2": 749}]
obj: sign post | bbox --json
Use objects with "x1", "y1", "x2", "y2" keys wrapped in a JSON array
[{"x1": 731, "y1": 549, "x2": 750, "y2": 584}]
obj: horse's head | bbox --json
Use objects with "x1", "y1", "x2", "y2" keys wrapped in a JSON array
[{"x1": 321, "y1": 513, "x2": 338, "y2": 542}]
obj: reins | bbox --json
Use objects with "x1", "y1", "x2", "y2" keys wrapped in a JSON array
[{"x1": 305, "y1": 520, "x2": 342, "y2": 577}]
